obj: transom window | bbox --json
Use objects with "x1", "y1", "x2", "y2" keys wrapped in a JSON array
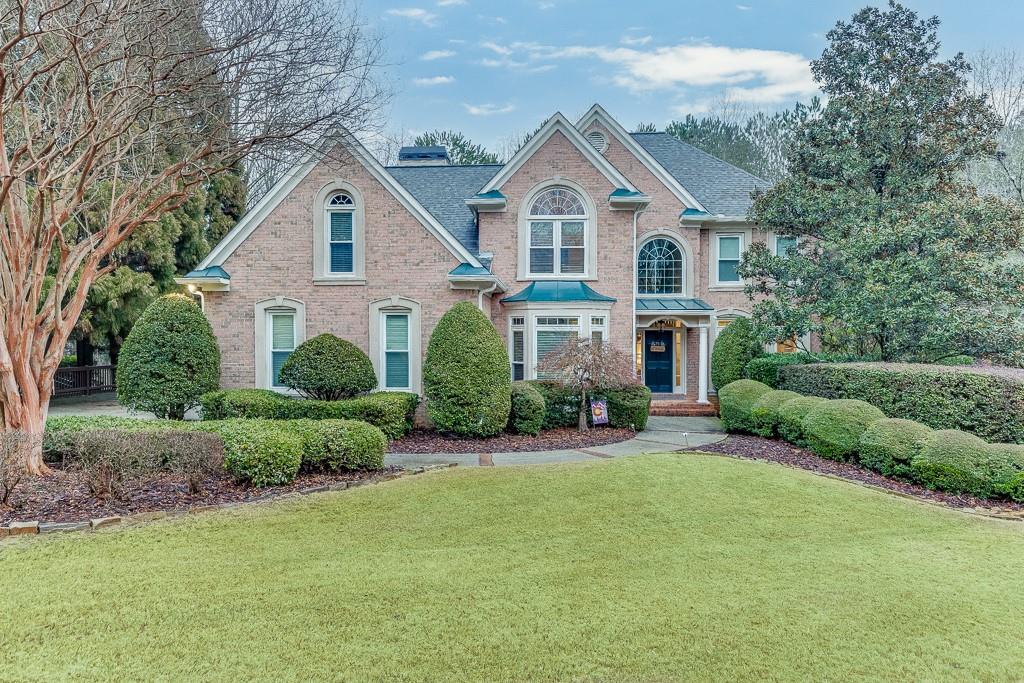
[
  {"x1": 327, "y1": 192, "x2": 355, "y2": 274},
  {"x1": 638, "y1": 238, "x2": 684, "y2": 294},
  {"x1": 528, "y1": 187, "x2": 587, "y2": 276}
]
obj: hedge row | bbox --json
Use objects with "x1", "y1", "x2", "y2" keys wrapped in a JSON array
[
  {"x1": 778, "y1": 362, "x2": 1024, "y2": 443},
  {"x1": 718, "y1": 379, "x2": 1024, "y2": 502},
  {"x1": 527, "y1": 381, "x2": 652, "y2": 432},
  {"x1": 44, "y1": 416, "x2": 386, "y2": 488},
  {"x1": 198, "y1": 389, "x2": 418, "y2": 440}
]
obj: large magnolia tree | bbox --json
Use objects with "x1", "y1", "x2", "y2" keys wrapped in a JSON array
[
  {"x1": 0, "y1": 0, "x2": 385, "y2": 473},
  {"x1": 741, "y1": 1, "x2": 1024, "y2": 364}
]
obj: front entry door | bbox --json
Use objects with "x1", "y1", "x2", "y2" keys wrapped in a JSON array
[{"x1": 644, "y1": 330, "x2": 674, "y2": 393}]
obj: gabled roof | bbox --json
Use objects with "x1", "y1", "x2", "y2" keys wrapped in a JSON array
[
  {"x1": 387, "y1": 164, "x2": 501, "y2": 255},
  {"x1": 502, "y1": 280, "x2": 616, "y2": 304},
  {"x1": 630, "y1": 132, "x2": 771, "y2": 217}
]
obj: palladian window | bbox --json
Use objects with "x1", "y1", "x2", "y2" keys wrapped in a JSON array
[
  {"x1": 527, "y1": 187, "x2": 587, "y2": 276},
  {"x1": 638, "y1": 238, "x2": 684, "y2": 294}
]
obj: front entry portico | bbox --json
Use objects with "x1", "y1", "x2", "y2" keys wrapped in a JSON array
[{"x1": 635, "y1": 298, "x2": 713, "y2": 403}]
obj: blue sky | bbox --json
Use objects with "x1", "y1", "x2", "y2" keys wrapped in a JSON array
[{"x1": 374, "y1": 0, "x2": 1023, "y2": 151}]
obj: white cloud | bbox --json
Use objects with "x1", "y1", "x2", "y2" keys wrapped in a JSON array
[
  {"x1": 621, "y1": 35, "x2": 653, "y2": 46},
  {"x1": 480, "y1": 41, "x2": 513, "y2": 56},
  {"x1": 736, "y1": 4, "x2": 753, "y2": 10},
  {"x1": 463, "y1": 102, "x2": 516, "y2": 116},
  {"x1": 386, "y1": 8, "x2": 438, "y2": 26},
  {"x1": 421, "y1": 49, "x2": 456, "y2": 60},
  {"x1": 413, "y1": 75, "x2": 456, "y2": 86},
  {"x1": 438, "y1": 0, "x2": 466, "y2": 5},
  {"x1": 538, "y1": 1, "x2": 556, "y2": 8}
]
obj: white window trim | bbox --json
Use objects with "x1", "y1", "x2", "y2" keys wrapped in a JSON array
[
  {"x1": 528, "y1": 217, "x2": 588, "y2": 277},
  {"x1": 369, "y1": 296, "x2": 422, "y2": 395},
  {"x1": 504, "y1": 305, "x2": 611, "y2": 380},
  {"x1": 517, "y1": 180, "x2": 598, "y2": 281},
  {"x1": 709, "y1": 229, "x2": 752, "y2": 291},
  {"x1": 380, "y1": 312, "x2": 412, "y2": 391},
  {"x1": 636, "y1": 234, "x2": 688, "y2": 298},
  {"x1": 254, "y1": 297, "x2": 306, "y2": 391},
  {"x1": 509, "y1": 317, "x2": 526, "y2": 382},
  {"x1": 313, "y1": 180, "x2": 366, "y2": 285}
]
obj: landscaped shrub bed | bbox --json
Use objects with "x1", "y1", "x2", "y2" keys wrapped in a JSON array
[
  {"x1": 717, "y1": 378, "x2": 1024, "y2": 503},
  {"x1": 509, "y1": 382, "x2": 545, "y2": 436},
  {"x1": 779, "y1": 362, "x2": 1024, "y2": 443},
  {"x1": 526, "y1": 381, "x2": 652, "y2": 432},
  {"x1": 198, "y1": 390, "x2": 418, "y2": 439}
]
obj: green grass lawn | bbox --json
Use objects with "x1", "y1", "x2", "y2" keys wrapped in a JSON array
[{"x1": 2, "y1": 454, "x2": 1024, "y2": 682}]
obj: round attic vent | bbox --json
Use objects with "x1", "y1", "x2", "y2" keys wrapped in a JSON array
[{"x1": 585, "y1": 130, "x2": 608, "y2": 154}]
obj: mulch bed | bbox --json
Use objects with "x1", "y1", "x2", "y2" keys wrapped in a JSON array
[
  {"x1": 389, "y1": 427, "x2": 636, "y2": 454},
  {"x1": 684, "y1": 434, "x2": 1024, "y2": 517},
  {"x1": 0, "y1": 466, "x2": 401, "y2": 525}
]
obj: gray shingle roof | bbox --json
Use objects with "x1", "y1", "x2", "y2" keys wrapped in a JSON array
[
  {"x1": 629, "y1": 132, "x2": 770, "y2": 217},
  {"x1": 386, "y1": 164, "x2": 501, "y2": 256}
]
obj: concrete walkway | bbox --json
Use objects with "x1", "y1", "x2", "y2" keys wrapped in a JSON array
[{"x1": 385, "y1": 415, "x2": 726, "y2": 469}]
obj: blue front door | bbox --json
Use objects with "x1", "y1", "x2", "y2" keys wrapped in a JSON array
[{"x1": 644, "y1": 330, "x2": 673, "y2": 393}]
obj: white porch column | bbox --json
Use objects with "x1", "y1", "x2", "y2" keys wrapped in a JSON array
[{"x1": 697, "y1": 326, "x2": 709, "y2": 404}]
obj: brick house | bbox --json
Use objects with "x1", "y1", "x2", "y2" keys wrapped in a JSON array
[{"x1": 179, "y1": 105, "x2": 789, "y2": 406}]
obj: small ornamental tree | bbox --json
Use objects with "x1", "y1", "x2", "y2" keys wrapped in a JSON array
[
  {"x1": 116, "y1": 294, "x2": 220, "y2": 419},
  {"x1": 424, "y1": 302, "x2": 511, "y2": 437},
  {"x1": 538, "y1": 340, "x2": 636, "y2": 433},
  {"x1": 278, "y1": 334, "x2": 376, "y2": 400},
  {"x1": 710, "y1": 318, "x2": 763, "y2": 389}
]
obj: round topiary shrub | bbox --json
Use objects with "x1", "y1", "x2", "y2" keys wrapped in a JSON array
[
  {"x1": 750, "y1": 390, "x2": 801, "y2": 437},
  {"x1": 717, "y1": 379, "x2": 772, "y2": 433},
  {"x1": 509, "y1": 382, "x2": 545, "y2": 436},
  {"x1": 116, "y1": 294, "x2": 220, "y2": 419},
  {"x1": 278, "y1": 334, "x2": 376, "y2": 400},
  {"x1": 858, "y1": 418, "x2": 933, "y2": 477},
  {"x1": 424, "y1": 301, "x2": 511, "y2": 437},
  {"x1": 801, "y1": 399, "x2": 885, "y2": 461},
  {"x1": 777, "y1": 396, "x2": 828, "y2": 446},
  {"x1": 911, "y1": 430, "x2": 1002, "y2": 497},
  {"x1": 710, "y1": 317, "x2": 763, "y2": 390}
]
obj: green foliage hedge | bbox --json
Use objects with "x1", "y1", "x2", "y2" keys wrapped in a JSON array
[
  {"x1": 278, "y1": 334, "x2": 376, "y2": 400},
  {"x1": 718, "y1": 379, "x2": 771, "y2": 433},
  {"x1": 284, "y1": 419, "x2": 386, "y2": 471},
  {"x1": 776, "y1": 396, "x2": 828, "y2": 446},
  {"x1": 801, "y1": 399, "x2": 885, "y2": 461},
  {"x1": 779, "y1": 363, "x2": 1024, "y2": 443},
  {"x1": 749, "y1": 390, "x2": 801, "y2": 437},
  {"x1": 525, "y1": 381, "x2": 652, "y2": 431},
  {"x1": 198, "y1": 390, "x2": 417, "y2": 439},
  {"x1": 710, "y1": 318, "x2": 763, "y2": 390},
  {"x1": 745, "y1": 354, "x2": 815, "y2": 388},
  {"x1": 194, "y1": 420, "x2": 303, "y2": 487},
  {"x1": 116, "y1": 294, "x2": 220, "y2": 419},
  {"x1": 910, "y1": 430, "x2": 1006, "y2": 498},
  {"x1": 509, "y1": 383, "x2": 545, "y2": 436},
  {"x1": 857, "y1": 418, "x2": 933, "y2": 477},
  {"x1": 424, "y1": 302, "x2": 511, "y2": 437}
]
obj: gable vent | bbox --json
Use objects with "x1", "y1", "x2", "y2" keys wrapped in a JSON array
[{"x1": 585, "y1": 130, "x2": 608, "y2": 154}]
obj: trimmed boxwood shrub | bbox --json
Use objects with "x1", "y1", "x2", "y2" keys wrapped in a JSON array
[
  {"x1": 995, "y1": 471, "x2": 1024, "y2": 502},
  {"x1": 710, "y1": 318, "x2": 763, "y2": 390},
  {"x1": 116, "y1": 294, "x2": 221, "y2": 419},
  {"x1": 801, "y1": 399, "x2": 884, "y2": 461},
  {"x1": 424, "y1": 301, "x2": 511, "y2": 437},
  {"x1": 778, "y1": 362, "x2": 1024, "y2": 443},
  {"x1": 749, "y1": 390, "x2": 801, "y2": 437},
  {"x1": 192, "y1": 420, "x2": 302, "y2": 487},
  {"x1": 776, "y1": 396, "x2": 828, "y2": 447},
  {"x1": 602, "y1": 385, "x2": 653, "y2": 431},
  {"x1": 910, "y1": 430, "x2": 1005, "y2": 497},
  {"x1": 509, "y1": 382, "x2": 545, "y2": 436},
  {"x1": 857, "y1": 418, "x2": 933, "y2": 477},
  {"x1": 200, "y1": 389, "x2": 283, "y2": 420},
  {"x1": 284, "y1": 419, "x2": 386, "y2": 471},
  {"x1": 717, "y1": 379, "x2": 771, "y2": 433},
  {"x1": 278, "y1": 334, "x2": 376, "y2": 400}
]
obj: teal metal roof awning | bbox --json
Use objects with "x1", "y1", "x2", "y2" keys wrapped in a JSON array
[
  {"x1": 448, "y1": 263, "x2": 492, "y2": 277},
  {"x1": 502, "y1": 281, "x2": 616, "y2": 304},
  {"x1": 681, "y1": 208, "x2": 710, "y2": 217},
  {"x1": 183, "y1": 265, "x2": 230, "y2": 280},
  {"x1": 473, "y1": 190, "x2": 505, "y2": 200},
  {"x1": 636, "y1": 297, "x2": 714, "y2": 312}
]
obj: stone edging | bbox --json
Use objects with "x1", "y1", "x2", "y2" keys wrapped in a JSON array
[{"x1": 0, "y1": 464, "x2": 457, "y2": 540}]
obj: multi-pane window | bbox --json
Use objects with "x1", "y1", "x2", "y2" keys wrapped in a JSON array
[
  {"x1": 383, "y1": 313, "x2": 410, "y2": 390},
  {"x1": 716, "y1": 234, "x2": 742, "y2": 284},
  {"x1": 590, "y1": 316, "x2": 606, "y2": 344},
  {"x1": 510, "y1": 317, "x2": 525, "y2": 381},
  {"x1": 528, "y1": 188, "x2": 587, "y2": 276},
  {"x1": 327, "y1": 192, "x2": 355, "y2": 274},
  {"x1": 269, "y1": 312, "x2": 295, "y2": 388},
  {"x1": 775, "y1": 234, "x2": 798, "y2": 258},
  {"x1": 638, "y1": 238, "x2": 684, "y2": 294}
]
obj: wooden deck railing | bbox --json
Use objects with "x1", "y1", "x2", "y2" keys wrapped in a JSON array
[{"x1": 53, "y1": 365, "x2": 116, "y2": 398}]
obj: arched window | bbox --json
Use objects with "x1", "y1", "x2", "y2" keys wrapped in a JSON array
[
  {"x1": 527, "y1": 187, "x2": 587, "y2": 275},
  {"x1": 326, "y1": 192, "x2": 355, "y2": 274},
  {"x1": 638, "y1": 238, "x2": 684, "y2": 294}
]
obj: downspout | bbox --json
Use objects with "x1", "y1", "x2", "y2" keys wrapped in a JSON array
[
  {"x1": 632, "y1": 206, "x2": 647, "y2": 380},
  {"x1": 478, "y1": 281, "x2": 499, "y2": 313},
  {"x1": 187, "y1": 285, "x2": 206, "y2": 312}
]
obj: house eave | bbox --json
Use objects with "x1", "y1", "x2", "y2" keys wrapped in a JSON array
[{"x1": 175, "y1": 276, "x2": 230, "y2": 292}]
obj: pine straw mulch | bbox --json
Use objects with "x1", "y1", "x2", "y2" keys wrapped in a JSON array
[
  {"x1": 388, "y1": 427, "x2": 636, "y2": 454},
  {"x1": 0, "y1": 466, "x2": 401, "y2": 525},
  {"x1": 681, "y1": 434, "x2": 1024, "y2": 518}
]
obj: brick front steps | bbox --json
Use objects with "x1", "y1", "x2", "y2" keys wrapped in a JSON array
[{"x1": 650, "y1": 395, "x2": 720, "y2": 417}]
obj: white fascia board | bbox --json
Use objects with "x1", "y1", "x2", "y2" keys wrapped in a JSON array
[
  {"x1": 479, "y1": 112, "x2": 639, "y2": 195},
  {"x1": 465, "y1": 197, "x2": 507, "y2": 211},
  {"x1": 174, "y1": 276, "x2": 230, "y2": 292},
  {"x1": 576, "y1": 104, "x2": 708, "y2": 213},
  {"x1": 200, "y1": 130, "x2": 482, "y2": 270}
]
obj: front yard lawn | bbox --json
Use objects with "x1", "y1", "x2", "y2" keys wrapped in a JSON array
[{"x1": 2, "y1": 454, "x2": 1024, "y2": 681}]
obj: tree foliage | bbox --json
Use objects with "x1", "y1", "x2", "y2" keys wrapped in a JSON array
[
  {"x1": 412, "y1": 130, "x2": 499, "y2": 165},
  {"x1": 742, "y1": 1, "x2": 1024, "y2": 365},
  {"x1": 537, "y1": 339, "x2": 636, "y2": 433}
]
